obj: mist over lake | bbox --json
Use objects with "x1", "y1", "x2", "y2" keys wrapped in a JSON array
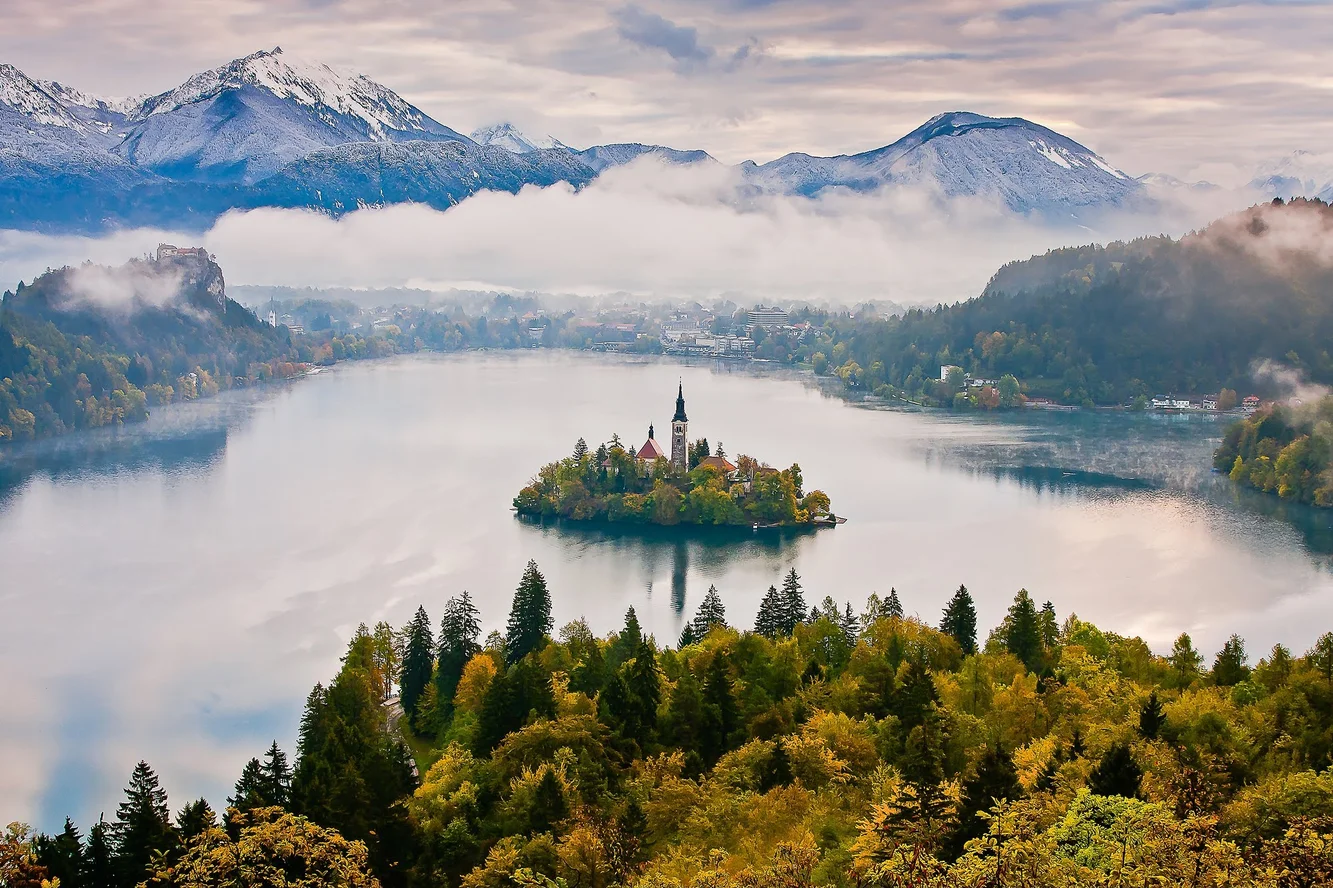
[{"x1": 3, "y1": 350, "x2": 1332, "y2": 830}]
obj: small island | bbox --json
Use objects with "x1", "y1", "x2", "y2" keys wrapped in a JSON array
[
  {"x1": 1214, "y1": 396, "x2": 1333, "y2": 506},
  {"x1": 514, "y1": 383, "x2": 837, "y2": 527}
]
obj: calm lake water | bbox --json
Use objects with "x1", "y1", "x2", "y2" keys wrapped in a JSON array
[{"x1": 3, "y1": 350, "x2": 1332, "y2": 829}]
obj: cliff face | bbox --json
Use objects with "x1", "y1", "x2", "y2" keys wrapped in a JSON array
[{"x1": 153, "y1": 245, "x2": 227, "y2": 312}]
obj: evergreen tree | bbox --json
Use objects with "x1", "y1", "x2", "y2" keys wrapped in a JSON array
[
  {"x1": 506, "y1": 560, "x2": 553, "y2": 664},
  {"x1": 229, "y1": 758, "x2": 265, "y2": 811},
  {"x1": 34, "y1": 818, "x2": 84, "y2": 888},
  {"x1": 1089, "y1": 741, "x2": 1143, "y2": 799},
  {"x1": 840, "y1": 603, "x2": 859, "y2": 647},
  {"x1": 260, "y1": 742, "x2": 292, "y2": 807},
  {"x1": 946, "y1": 744, "x2": 1021, "y2": 859},
  {"x1": 1169, "y1": 632, "x2": 1204, "y2": 687},
  {"x1": 1003, "y1": 589, "x2": 1043, "y2": 672},
  {"x1": 572, "y1": 437, "x2": 589, "y2": 460},
  {"x1": 1039, "y1": 601, "x2": 1059, "y2": 649},
  {"x1": 174, "y1": 800, "x2": 215, "y2": 844},
  {"x1": 399, "y1": 605, "x2": 435, "y2": 722},
  {"x1": 780, "y1": 568, "x2": 806, "y2": 634},
  {"x1": 84, "y1": 817, "x2": 114, "y2": 888},
  {"x1": 110, "y1": 760, "x2": 175, "y2": 888},
  {"x1": 1138, "y1": 691, "x2": 1166, "y2": 740},
  {"x1": 528, "y1": 769, "x2": 569, "y2": 835},
  {"x1": 622, "y1": 640, "x2": 662, "y2": 741},
  {"x1": 895, "y1": 657, "x2": 940, "y2": 730},
  {"x1": 1212, "y1": 634, "x2": 1250, "y2": 687},
  {"x1": 758, "y1": 742, "x2": 794, "y2": 791},
  {"x1": 677, "y1": 622, "x2": 697, "y2": 648},
  {"x1": 700, "y1": 653, "x2": 740, "y2": 765},
  {"x1": 436, "y1": 590, "x2": 483, "y2": 721},
  {"x1": 755, "y1": 585, "x2": 785, "y2": 639},
  {"x1": 690, "y1": 585, "x2": 727, "y2": 638},
  {"x1": 885, "y1": 588, "x2": 903, "y2": 620},
  {"x1": 608, "y1": 606, "x2": 644, "y2": 669},
  {"x1": 940, "y1": 585, "x2": 978, "y2": 655}
]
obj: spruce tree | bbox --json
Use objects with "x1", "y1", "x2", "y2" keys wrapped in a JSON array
[
  {"x1": 609, "y1": 606, "x2": 644, "y2": 669},
  {"x1": 174, "y1": 799, "x2": 216, "y2": 843},
  {"x1": 437, "y1": 590, "x2": 483, "y2": 720},
  {"x1": 1039, "y1": 601, "x2": 1059, "y2": 649},
  {"x1": 111, "y1": 760, "x2": 175, "y2": 887},
  {"x1": 228, "y1": 758, "x2": 265, "y2": 811},
  {"x1": 260, "y1": 741, "x2": 291, "y2": 807},
  {"x1": 1003, "y1": 589, "x2": 1043, "y2": 672},
  {"x1": 940, "y1": 585, "x2": 978, "y2": 655},
  {"x1": 623, "y1": 640, "x2": 662, "y2": 740},
  {"x1": 690, "y1": 585, "x2": 727, "y2": 638},
  {"x1": 84, "y1": 817, "x2": 114, "y2": 888},
  {"x1": 895, "y1": 658, "x2": 940, "y2": 730},
  {"x1": 700, "y1": 653, "x2": 740, "y2": 765},
  {"x1": 399, "y1": 605, "x2": 435, "y2": 721},
  {"x1": 506, "y1": 560, "x2": 553, "y2": 664},
  {"x1": 1212, "y1": 634, "x2": 1250, "y2": 687},
  {"x1": 1089, "y1": 741, "x2": 1143, "y2": 799},
  {"x1": 677, "y1": 622, "x2": 697, "y2": 648},
  {"x1": 780, "y1": 568, "x2": 806, "y2": 634},
  {"x1": 840, "y1": 603, "x2": 859, "y2": 647},
  {"x1": 572, "y1": 437, "x2": 589, "y2": 460},
  {"x1": 885, "y1": 588, "x2": 903, "y2": 620},
  {"x1": 34, "y1": 818, "x2": 84, "y2": 888},
  {"x1": 947, "y1": 745, "x2": 1021, "y2": 859},
  {"x1": 528, "y1": 768, "x2": 569, "y2": 834},
  {"x1": 755, "y1": 585, "x2": 785, "y2": 639},
  {"x1": 1138, "y1": 691, "x2": 1166, "y2": 739}
]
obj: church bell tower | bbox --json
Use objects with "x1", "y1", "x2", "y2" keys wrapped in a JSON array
[{"x1": 671, "y1": 381, "x2": 688, "y2": 470}]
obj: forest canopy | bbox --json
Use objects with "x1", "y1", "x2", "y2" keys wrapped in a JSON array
[{"x1": 1214, "y1": 396, "x2": 1333, "y2": 506}]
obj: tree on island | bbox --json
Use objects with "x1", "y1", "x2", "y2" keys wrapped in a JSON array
[
  {"x1": 941, "y1": 585, "x2": 978, "y2": 655},
  {"x1": 506, "y1": 560, "x2": 552, "y2": 664},
  {"x1": 400, "y1": 605, "x2": 435, "y2": 722}
]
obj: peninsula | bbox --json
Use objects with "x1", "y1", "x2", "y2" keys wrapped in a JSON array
[{"x1": 513, "y1": 383, "x2": 836, "y2": 527}]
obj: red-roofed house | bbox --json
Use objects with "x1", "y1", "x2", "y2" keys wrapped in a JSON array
[{"x1": 697, "y1": 455, "x2": 736, "y2": 474}]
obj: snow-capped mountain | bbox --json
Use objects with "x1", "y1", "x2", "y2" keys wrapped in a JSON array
[
  {"x1": 471, "y1": 123, "x2": 569, "y2": 153},
  {"x1": 37, "y1": 80, "x2": 144, "y2": 145},
  {"x1": 0, "y1": 64, "x2": 85, "y2": 130},
  {"x1": 117, "y1": 47, "x2": 471, "y2": 183},
  {"x1": 1251, "y1": 151, "x2": 1333, "y2": 202},
  {"x1": 742, "y1": 112, "x2": 1143, "y2": 215}
]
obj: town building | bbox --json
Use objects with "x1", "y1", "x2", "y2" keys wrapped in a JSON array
[
  {"x1": 155, "y1": 244, "x2": 211, "y2": 262},
  {"x1": 746, "y1": 306, "x2": 789, "y2": 329},
  {"x1": 1243, "y1": 395, "x2": 1262, "y2": 412},
  {"x1": 940, "y1": 364, "x2": 963, "y2": 382}
]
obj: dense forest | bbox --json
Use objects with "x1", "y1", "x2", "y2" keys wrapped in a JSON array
[
  {"x1": 783, "y1": 198, "x2": 1333, "y2": 407},
  {"x1": 9, "y1": 561, "x2": 1333, "y2": 887},
  {"x1": 513, "y1": 437, "x2": 833, "y2": 527},
  {"x1": 1215, "y1": 397, "x2": 1333, "y2": 506}
]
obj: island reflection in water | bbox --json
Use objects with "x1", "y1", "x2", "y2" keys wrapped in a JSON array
[{"x1": 2, "y1": 350, "x2": 1332, "y2": 832}]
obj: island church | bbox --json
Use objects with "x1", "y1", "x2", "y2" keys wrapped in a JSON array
[{"x1": 622, "y1": 383, "x2": 737, "y2": 475}]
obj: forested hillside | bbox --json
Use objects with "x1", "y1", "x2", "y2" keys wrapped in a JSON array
[
  {"x1": 803, "y1": 198, "x2": 1333, "y2": 406},
  {"x1": 12, "y1": 562, "x2": 1333, "y2": 887},
  {"x1": 1215, "y1": 397, "x2": 1333, "y2": 506}
]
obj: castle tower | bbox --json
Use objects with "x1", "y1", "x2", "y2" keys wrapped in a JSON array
[{"x1": 671, "y1": 381, "x2": 688, "y2": 470}]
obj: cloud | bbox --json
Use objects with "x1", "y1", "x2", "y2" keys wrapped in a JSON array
[
  {"x1": 612, "y1": 5, "x2": 714, "y2": 67},
  {"x1": 61, "y1": 261, "x2": 186, "y2": 311}
]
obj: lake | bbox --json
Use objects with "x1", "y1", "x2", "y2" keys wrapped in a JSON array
[{"x1": 3, "y1": 350, "x2": 1332, "y2": 830}]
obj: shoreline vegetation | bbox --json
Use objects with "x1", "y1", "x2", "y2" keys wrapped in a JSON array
[
  {"x1": 12, "y1": 560, "x2": 1333, "y2": 887},
  {"x1": 513, "y1": 437, "x2": 836, "y2": 528},
  {"x1": 1215, "y1": 397, "x2": 1333, "y2": 507}
]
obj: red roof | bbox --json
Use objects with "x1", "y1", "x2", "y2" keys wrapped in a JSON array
[
  {"x1": 697, "y1": 455, "x2": 736, "y2": 473},
  {"x1": 638, "y1": 437, "x2": 666, "y2": 461}
]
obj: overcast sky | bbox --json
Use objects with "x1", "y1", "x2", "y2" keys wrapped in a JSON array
[{"x1": 3, "y1": 0, "x2": 1331, "y2": 183}]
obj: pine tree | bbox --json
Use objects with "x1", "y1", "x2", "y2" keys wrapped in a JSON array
[
  {"x1": 1089, "y1": 741, "x2": 1143, "y2": 799},
  {"x1": 34, "y1": 818, "x2": 84, "y2": 888},
  {"x1": 895, "y1": 658, "x2": 940, "y2": 730},
  {"x1": 885, "y1": 588, "x2": 903, "y2": 620},
  {"x1": 677, "y1": 622, "x2": 698, "y2": 648},
  {"x1": 1169, "y1": 633, "x2": 1203, "y2": 687},
  {"x1": 623, "y1": 640, "x2": 662, "y2": 740},
  {"x1": 1039, "y1": 601, "x2": 1059, "y2": 649},
  {"x1": 1003, "y1": 589, "x2": 1043, "y2": 672},
  {"x1": 700, "y1": 653, "x2": 740, "y2": 764},
  {"x1": 110, "y1": 761, "x2": 175, "y2": 887},
  {"x1": 399, "y1": 605, "x2": 435, "y2": 721},
  {"x1": 229, "y1": 758, "x2": 265, "y2": 811},
  {"x1": 528, "y1": 768, "x2": 569, "y2": 834},
  {"x1": 609, "y1": 606, "x2": 644, "y2": 669},
  {"x1": 947, "y1": 745, "x2": 1021, "y2": 859},
  {"x1": 260, "y1": 742, "x2": 291, "y2": 807},
  {"x1": 437, "y1": 590, "x2": 483, "y2": 720},
  {"x1": 1138, "y1": 691, "x2": 1166, "y2": 739},
  {"x1": 940, "y1": 585, "x2": 978, "y2": 655},
  {"x1": 506, "y1": 560, "x2": 553, "y2": 664},
  {"x1": 573, "y1": 437, "x2": 589, "y2": 460},
  {"x1": 84, "y1": 817, "x2": 114, "y2": 888},
  {"x1": 840, "y1": 603, "x2": 859, "y2": 646},
  {"x1": 755, "y1": 585, "x2": 785, "y2": 639},
  {"x1": 174, "y1": 799, "x2": 215, "y2": 843},
  {"x1": 690, "y1": 585, "x2": 727, "y2": 638},
  {"x1": 1212, "y1": 634, "x2": 1250, "y2": 687},
  {"x1": 780, "y1": 568, "x2": 806, "y2": 634}
]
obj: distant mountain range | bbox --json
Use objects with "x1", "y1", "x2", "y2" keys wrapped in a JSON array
[{"x1": 0, "y1": 47, "x2": 1323, "y2": 233}]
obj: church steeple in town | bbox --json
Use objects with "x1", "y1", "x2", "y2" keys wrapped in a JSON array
[{"x1": 671, "y1": 380, "x2": 688, "y2": 470}]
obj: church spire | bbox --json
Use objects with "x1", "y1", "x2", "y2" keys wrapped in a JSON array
[{"x1": 673, "y1": 380, "x2": 688, "y2": 423}]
